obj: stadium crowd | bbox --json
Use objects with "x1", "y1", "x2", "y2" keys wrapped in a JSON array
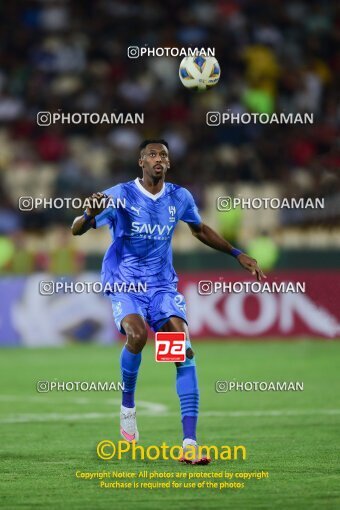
[{"x1": 0, "y1": 0, "x2": 339, "y2": 270}]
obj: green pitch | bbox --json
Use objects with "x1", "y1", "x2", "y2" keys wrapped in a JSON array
[{"x1": 0, "y1": 340, "x2": 339, "y2": 510}]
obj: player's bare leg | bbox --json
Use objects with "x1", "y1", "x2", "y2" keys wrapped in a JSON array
[
  {"x1": 159, "y1": 316, "x2": 211, "y2": 465},
  {"x1": 119, "y1": 314, "x2": 147, "y2": 442}
]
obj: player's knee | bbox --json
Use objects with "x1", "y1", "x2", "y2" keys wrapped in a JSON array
[
  {"x1": 175, "y1": 347, "x2": 195, "y2": 368},
  {"x1": 126, "y1": 328, "x2": 147, "y2": 353}
]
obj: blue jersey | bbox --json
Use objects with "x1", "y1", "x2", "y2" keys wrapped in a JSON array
[{"x1": 94, "y1": 178, "x2": 202, "y2": 291}]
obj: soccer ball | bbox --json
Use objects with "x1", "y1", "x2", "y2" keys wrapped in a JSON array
[{"x1": 179, "y1": 55, "x2": 221, "y2": 91}]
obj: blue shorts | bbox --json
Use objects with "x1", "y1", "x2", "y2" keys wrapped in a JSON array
[{"x1": 109, "y1": 286, "x2": 187, "y2": 334}]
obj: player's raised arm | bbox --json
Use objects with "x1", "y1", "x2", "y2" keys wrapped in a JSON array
[
  {"x1": 71, "y1": 192, "x2": 109, "y2": 236},
  {"x1": 188, "y1": 222, "x2": 266, "y2": 282}
]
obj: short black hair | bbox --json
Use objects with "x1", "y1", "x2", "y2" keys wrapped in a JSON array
[{"x1": 139, "y1": 139, "x2": 169, "y2": 153}]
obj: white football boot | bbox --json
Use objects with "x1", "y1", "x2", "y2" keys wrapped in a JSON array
[
  {"x1": 179, "y1": 438, "x2": 211, "y2": 465},
  {"x1": 120, "y1": 405, "x2": 139, "y2": 442}
]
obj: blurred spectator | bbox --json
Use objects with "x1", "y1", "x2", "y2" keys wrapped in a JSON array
[{"x1": 0, "y1": 0, "x2": 338, "y2": 263}]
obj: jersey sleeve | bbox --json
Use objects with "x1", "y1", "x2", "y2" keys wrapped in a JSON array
[
  {"x1": 92, "y1": 184, "x2": 121, "y2": 229},
  {"x1": 93, "y1": 208, "x2": 114, "y2": 229},
  {"x1": 180, "y1": 188, "x2": 202, "y2": 225}
]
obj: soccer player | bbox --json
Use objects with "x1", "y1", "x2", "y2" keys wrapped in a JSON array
[{"x1": 71, "y1": 140, "x2": 265, "y2": 464}]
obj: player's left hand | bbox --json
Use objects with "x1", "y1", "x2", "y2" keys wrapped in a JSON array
[{"x1": 237, "y1": 254, "x2": 266, "y2": 281}]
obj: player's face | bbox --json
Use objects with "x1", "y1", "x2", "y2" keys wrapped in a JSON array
[{"x1": 139, "y1": 144, "x2": 170, "y2": 180}]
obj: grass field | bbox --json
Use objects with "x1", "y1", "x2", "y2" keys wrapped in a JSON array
[{"x1": 0, "y1": 340, "x2": 340, "y2": 510}]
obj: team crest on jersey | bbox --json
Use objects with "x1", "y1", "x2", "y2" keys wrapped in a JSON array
[{"x1": 169, "y1": 206, "x2": 176, "y2": 223}]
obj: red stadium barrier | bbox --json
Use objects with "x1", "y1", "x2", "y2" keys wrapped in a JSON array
[{"x1": 178, "y1": 271, "x2": 340, "y2": 339}]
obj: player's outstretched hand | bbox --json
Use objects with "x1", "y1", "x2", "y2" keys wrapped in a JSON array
[
  {"x1": 236, "y1": 253, "x2": 266, "y2": 281},
  {"x1": 86, "y1": 192, "x2": 109, "y2": 217}
]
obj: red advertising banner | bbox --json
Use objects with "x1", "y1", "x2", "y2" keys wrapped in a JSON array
[{"x1": 177, "y1": 271, "x2": 340, "y2": 339}]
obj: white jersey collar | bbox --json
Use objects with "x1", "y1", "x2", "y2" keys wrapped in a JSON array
[{"x1": 134, "y1": 177, "x2": 165, "y2": 201}]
